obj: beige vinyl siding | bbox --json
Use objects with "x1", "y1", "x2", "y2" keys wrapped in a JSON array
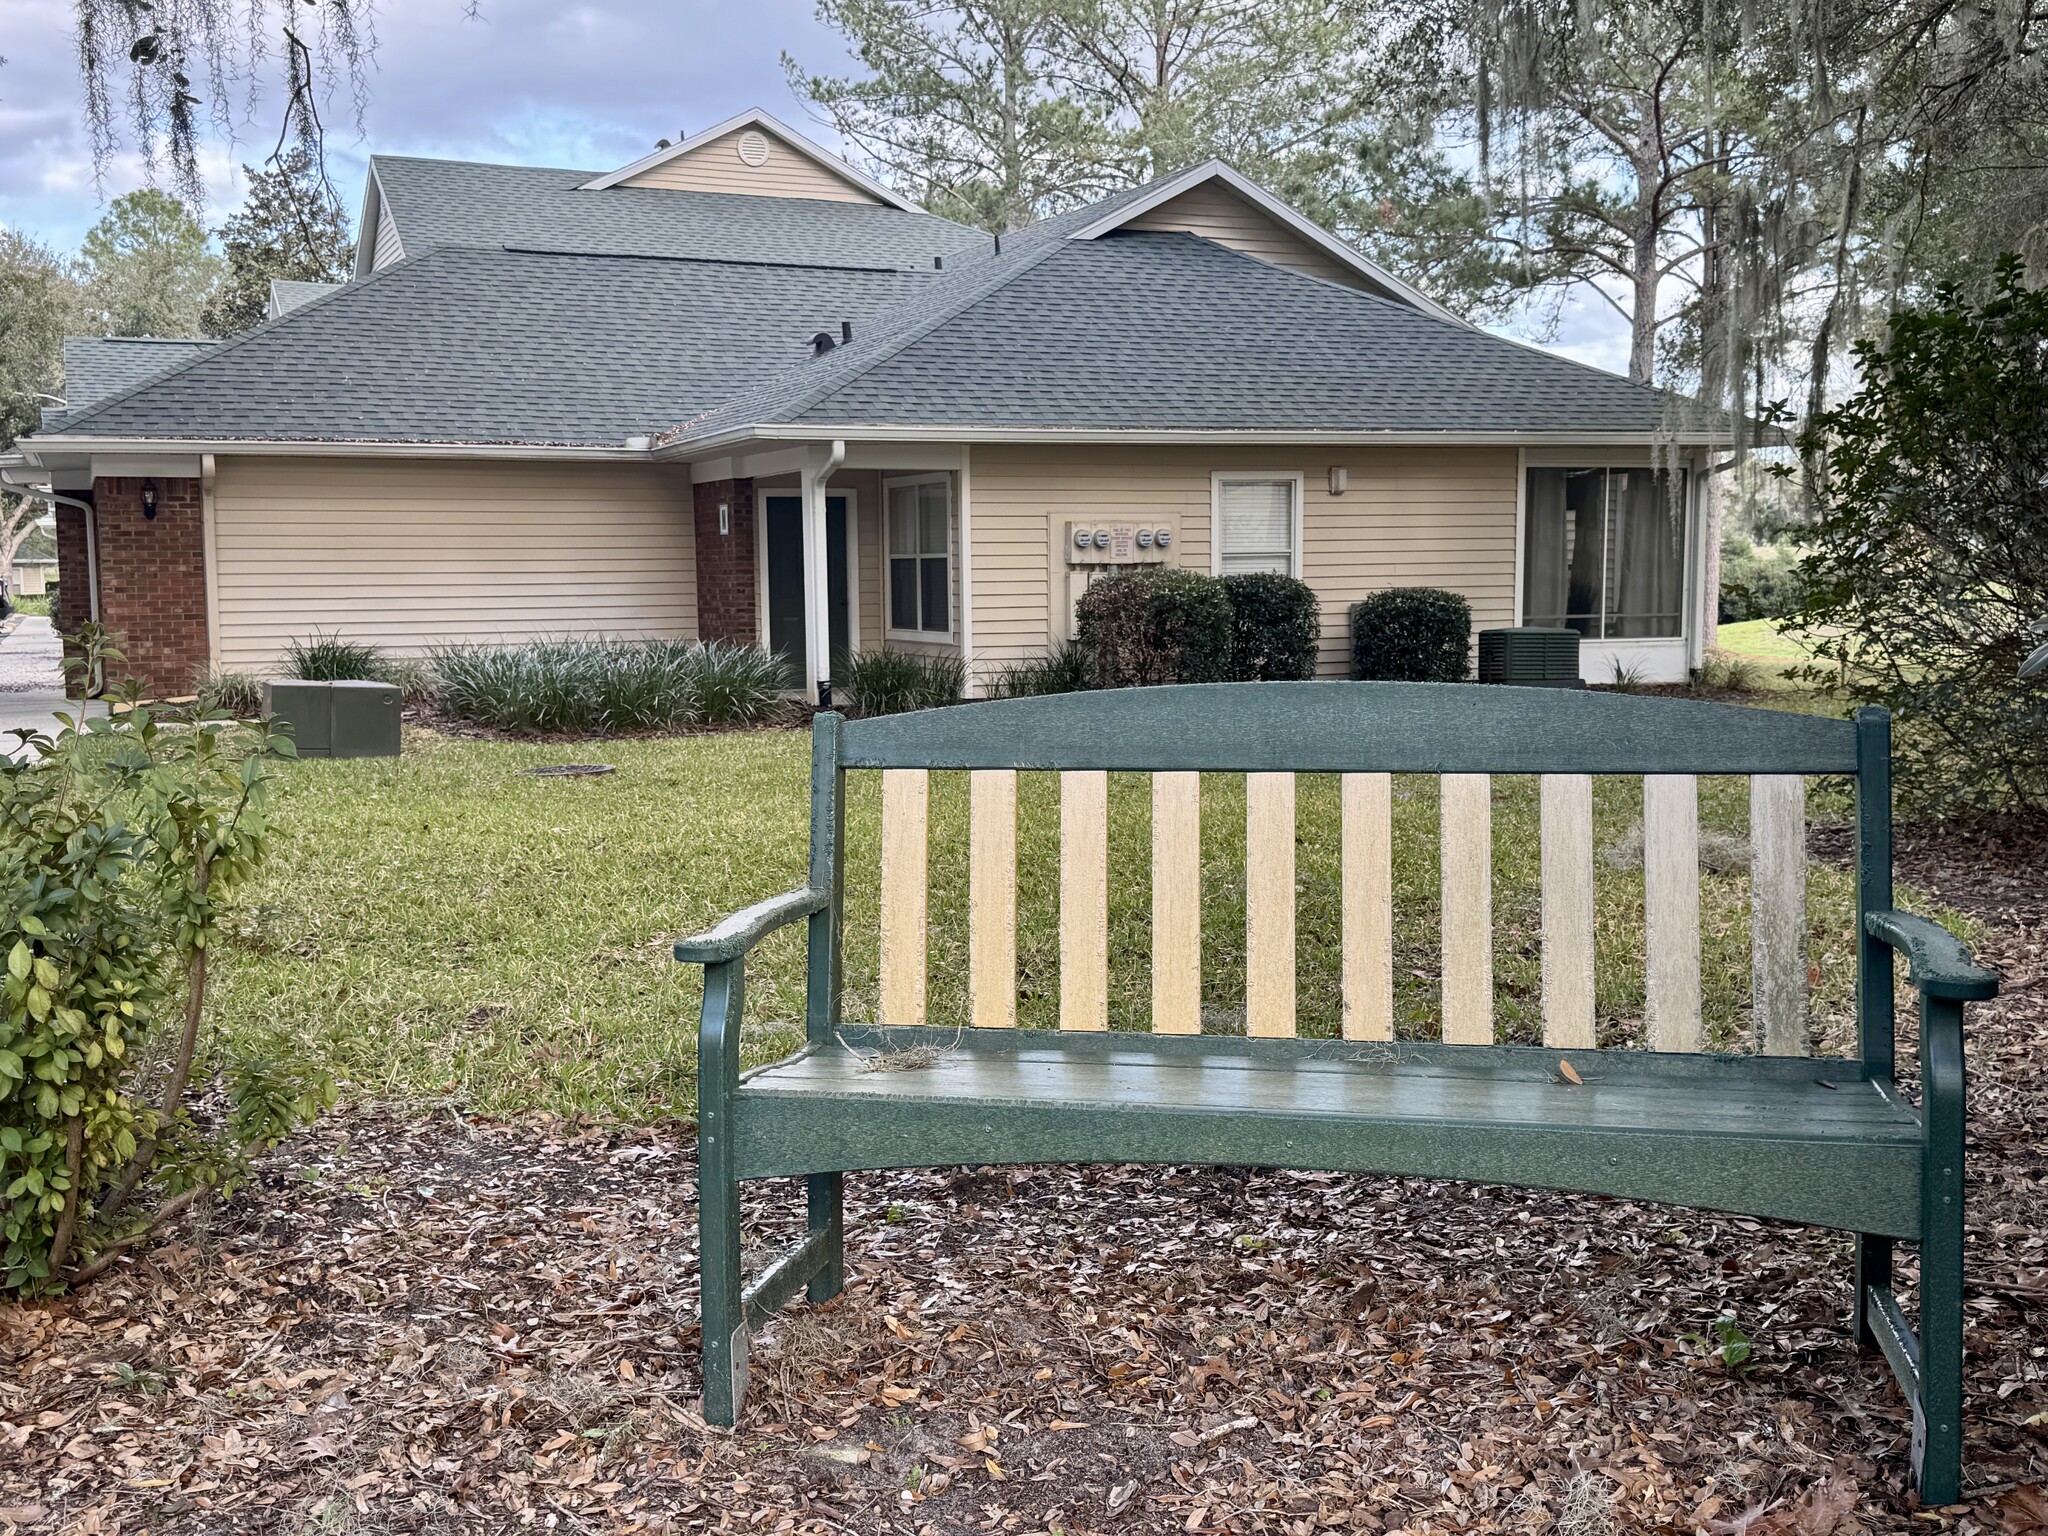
[
  {"x1": 210, "y1": 458, "x2": 695, "y2": 671},
  {"x1": 1121, "y1": 184, "x2": 1371, "y2": 292},
  {"x1": 622, "y1": 128, "x2": 881, "y2": 202},
  {"x1": 371, "y1": 191, "x2": 404, "y2": 271},
  {"x1": 965, "y1": 445, "x2": 1519, "y2": 684}
]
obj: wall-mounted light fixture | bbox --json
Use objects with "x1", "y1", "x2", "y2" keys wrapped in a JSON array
[
  {"x1": 140, "y1": 479, "x2": 159, "y2": 519},
  {"x1": 1327, "y1": 466, "x2": 1348, "y2": 497},
  {"x1": 718, "y1": 500, "x2": 730, "y2": 536}
]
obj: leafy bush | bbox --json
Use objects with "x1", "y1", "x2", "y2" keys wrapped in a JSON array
[
  {"x1": 841, "y1": 649, "x2": 965, "y2": 716},
  {"x1": 192, "y1": 664, "x2": 265, "y2": 717},
  {"x1": 1718, "y1": 540, "x2": 1806, "y2": 623},
  {"x1": 987, "y1": 639, "x2": 1088, "y2": 698},
  {"x1": 375, "y1": 656, "x2": 439, "y2": 706},
  {"x1": 1692, "y1": 652, "x2": 1766, "y2": 695},
  {"x1": 283, "y1": 631, "x2": 385, "y2": 681},
  {"x1": 1349, "y1": 588, "x2": 1472, "y2": 681},
  {"x1": 1, "y1": 628, "x2": 327, "y2": 1293},
  {"x1": 1792, "y1": 258, "x2": 2048, "y2": 816},
  {"x1": 1075, "y1": 569, "x2": 1235, "y2": 688},
  {"x1": 1222, "y1": 573, "x2": 1321, "y2": 681},
  {"x1": 12, "y1": 593, "x2": 51, "y2": 618},
  {"x1": 429, "y1": 638, "x2": 789, "y2": 734}
]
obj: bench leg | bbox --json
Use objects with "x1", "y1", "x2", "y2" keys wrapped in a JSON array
[
  {"x1": 1917, "y1": 993, "x2": 1967, "y2": 1504},
  {"x1": 806, "y1": 1172, "x2": 844, "y2": 1303},
  {"x1": 1852, "y1": 1234, "x2": 1892, "y2": 1351},
  {"x1": 699, "y1": 1163, "x2": 748, "y2": 1426}
]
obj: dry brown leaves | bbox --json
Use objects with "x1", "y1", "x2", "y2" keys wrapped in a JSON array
[{"x1": 3, "y1": 821, "x2": 2045, "y2": 1535}]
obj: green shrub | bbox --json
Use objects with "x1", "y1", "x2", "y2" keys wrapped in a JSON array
[
  {"x1": 1075, "y1": 569, "x2": 1235, "y2": 688},
  {"x1": 987, "y1": 639, "x2": 1088, "y2": 698},
  {"x1": 1222, "y1": 572, "x2": 1321, "y2": 680},
  {"x1": 283, "y1": 631, "x2": 385, "y2": 682},
  {"x1": 1718, "y1": 540, "x2": 1805, "y2": 623},
  {"x1": 1, "y1": 628, "x2": 328, "y2": 1294},
  {"x1": 12, "y1": 593, "x2": 51, "y2": 618},
  {"x1": 1792, "y1": 257, "x2": 2048, "y2": 816},
  {"x1": 429, "y1": 638, "x2": 788, "y2": 734},
  {"x1": 192, "y1": 664, "x2": 265, "y2": 718},
  {"x1": 1349, "y1": 588, "x2": 1472, "y2": 681},
  {"x1": 841, "y1": 649, "x2": 965, "y2": 716}
]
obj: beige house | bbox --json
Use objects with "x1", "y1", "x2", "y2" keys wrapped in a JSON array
[{"x1": 3, "y1": 109, "x2": 1722, "y2": 696}]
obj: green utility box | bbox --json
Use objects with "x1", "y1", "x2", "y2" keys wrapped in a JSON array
[
  {"x1": 263, "y1": 678, "x2": 402, "y2": 758},
  {"x1": 1476, "y1": 627, "x2": 1583, "y2": 687}
]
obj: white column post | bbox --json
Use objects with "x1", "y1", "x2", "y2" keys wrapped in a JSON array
[
  {"x1": 801, "y1": 440, "x2": 846, "y2": 705},
  {"x1": 958, "y1": 444, "x2": 974, "y2": 697}
]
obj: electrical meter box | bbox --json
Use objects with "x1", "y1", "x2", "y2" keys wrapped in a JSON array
[
  {"x1": 1061, "y1": 519, "x2": 1178, "y2": 636},
  {"x1": 263, "y1": 678, "x2": 402, "y2": 758}
]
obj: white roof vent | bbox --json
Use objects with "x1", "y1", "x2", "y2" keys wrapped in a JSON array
[{"x1": 736, "y1": 129, "x2": 771, "y2": 167}]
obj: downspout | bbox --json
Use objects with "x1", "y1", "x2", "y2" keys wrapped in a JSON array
[{"x1": 803, "y1": 438, "x2": 846, "y2": 707}]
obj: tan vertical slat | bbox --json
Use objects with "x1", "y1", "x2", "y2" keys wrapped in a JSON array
[
  {"x1": 1440, "y1": 773, "x2": 1494, "y2": 1044},
  {"x1": 1151, "y1": 772, "x2": 1202, "y2": 1035},
  {"x1": 1643, "y1": 774, "x2": 1704, "y2": 1052},
  {"x1": 878, "y1": 769, "x2": 929, "y2": 1025},
  {"x1": 1340, "y1": 773, "x2": 1393, "y2": 1042},
  {"x1": 1538, "y1": 773, "x2": 1597, "y2": 1049},
  {"x1": 1059, "y1": 771, "x2": 1109, "y2": 1031},
  {"x1": 1751, "y1": 774, "x2": 1810, "y2": 1056},
  {"x1": 1245, "y1": 772, "x2": 1297, "y2": 1038},
  {"x1": 969, "y1": 769, "x2": 1017, "y2": 1029}
]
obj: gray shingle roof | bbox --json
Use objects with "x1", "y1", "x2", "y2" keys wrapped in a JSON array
[
  {"x1": 51, "y1": 247, "x2": 933, "y2": 446},
  {"x1": 669, "y1": 230, "x2": 1717, "y2": 441},
  {"x1": 371, "y1": 155, "x2": 989, "y2": 272},
  {"x1": 60, "y1": 337, "x2": 220, "y2": 412},
  {"x1": 268, "y1": 279, "x2": 340, "y2": 316}
]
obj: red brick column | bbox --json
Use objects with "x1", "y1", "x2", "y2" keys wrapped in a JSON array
[
  {"x1": 692, "y1": 478, "x2": 757, "y2": 644},
  {"x1": 89, "y1": 476, "x2": 209, "y2": 697}
]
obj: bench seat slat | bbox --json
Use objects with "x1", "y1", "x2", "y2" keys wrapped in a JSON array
[{"x1": 737, "y1": 1029, "x2": 1922, "y2": 1237}]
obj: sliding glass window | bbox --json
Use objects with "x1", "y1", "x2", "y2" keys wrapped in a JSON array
[{"x1": 1523, "y1": 466, "x2": 1689, "y2": 640}]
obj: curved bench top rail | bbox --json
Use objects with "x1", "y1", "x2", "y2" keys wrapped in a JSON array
[{"x1": 838, "y1": 683, "x2": 1861, "y2": 776}]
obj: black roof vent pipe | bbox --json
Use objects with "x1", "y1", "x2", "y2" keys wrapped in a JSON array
[{"x1": 810, "y1": 330, "x2": 836, "y2": 356}]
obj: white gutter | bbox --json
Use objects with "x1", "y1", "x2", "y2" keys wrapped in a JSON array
[
  {"x1": 655, "y1": 424, "x2": 1735, "y2": 456},
  {"x1": 16, "y1": 437, "x2": 659, "y2": 463}
]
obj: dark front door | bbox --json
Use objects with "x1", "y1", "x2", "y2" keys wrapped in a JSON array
[{"x1": 763, "y1": 494, "x2": 851, "y2": 673}]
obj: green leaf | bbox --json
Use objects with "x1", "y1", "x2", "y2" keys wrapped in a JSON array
[{"x1": 6, "y1": 942, "x2": 28, "y2": 982}]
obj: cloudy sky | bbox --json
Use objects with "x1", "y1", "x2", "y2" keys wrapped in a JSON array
[{"x1": 0, "y1": 0, "x2": 1628, "y2": 371}]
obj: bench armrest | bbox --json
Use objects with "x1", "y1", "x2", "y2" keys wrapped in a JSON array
[
  {"x1": 1864, "y1": 910, "x2": 2000, "y2": 1002},
  {"x1": 675, "y1": 887, "x2": 828, "y2": 965}
]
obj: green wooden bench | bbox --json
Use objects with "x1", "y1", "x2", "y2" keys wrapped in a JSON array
[{"x1": 674, "y1": 683, "x2": 1997, "y2": 1500}]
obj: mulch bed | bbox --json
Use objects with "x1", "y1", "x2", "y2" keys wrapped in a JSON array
[{"x1": 3, "y1": 826, "x2": 2044, "y2": 1535}]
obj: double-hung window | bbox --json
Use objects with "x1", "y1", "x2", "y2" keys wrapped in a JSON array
[
  {"x1": 1522, "y1": 465, "x2": 1689, "y2": 639},
  {"x1": 1213, "y1": 473, "x2": 1302, "y2": 576},
  {"x1": 886, "y1": 475, "x2": 951, "y2": 637}
]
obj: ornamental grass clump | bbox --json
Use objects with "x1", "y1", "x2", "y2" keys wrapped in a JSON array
[
  {"x1": 841, "y1": 649, "x2": 965, "y2": 716},
  {"x1": 282, "y1": 631, "x2": 386, "y2": 681},
  {"x1": 1, "y1": 628, "x2": 329, "y2": 1294},
  {"x1": 429, "y1": 638, "x2": 789, "y2": 734}
]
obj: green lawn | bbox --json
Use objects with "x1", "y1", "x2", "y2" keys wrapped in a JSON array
[
  {"x1": 1716, "y1": 617, "x2": 1828, "y2": 673},
  {"x1": 207, "y1": 705, "x2": 1949, "y2": 1124}
]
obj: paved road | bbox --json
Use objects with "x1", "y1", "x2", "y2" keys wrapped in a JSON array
[{"x1": 0, "y1": 615, "x2": 102, "y2": 750}]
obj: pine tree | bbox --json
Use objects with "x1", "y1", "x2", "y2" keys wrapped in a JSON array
[{"x1": 202, "y1": 152, "x2": 356, "y2": 337}]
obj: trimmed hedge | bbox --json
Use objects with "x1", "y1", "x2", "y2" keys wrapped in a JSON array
[
  {"x1": 1223, "y1": 572, "x2": 1321, "y2": 681},
  {"x1": 1074, "y1": 569, "x2": 1236, "y2": 688},
  {"x1": 1349, "y1": 588, "x2": 1472, "y2": 681}
]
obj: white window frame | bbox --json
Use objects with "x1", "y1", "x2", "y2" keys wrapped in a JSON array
[
  {"x1": 1515, "y1": 453, "x2": 1696, "y2": 646},
  {"x1": 883, "y1": 472, "x2": 955, "y2": 642},
  {"x1": 1209, "y1": 471, "x2": 1304, "y2": 579}
]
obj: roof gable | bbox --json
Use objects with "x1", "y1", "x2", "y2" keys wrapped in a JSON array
[
  {"x1": 581, "y1": 109, "x2": 915, "y2": 209},
  {"x1": 1070, "y1": 161, "x2": 1460, "y2": 322}
]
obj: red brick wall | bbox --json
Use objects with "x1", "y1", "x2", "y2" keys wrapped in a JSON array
[
  {"x1": 692, "y1": 478, "x2": 757, "y2": 644},
  {"x1": 90, "y1": 476, "x2": 209, "y2": 696}
]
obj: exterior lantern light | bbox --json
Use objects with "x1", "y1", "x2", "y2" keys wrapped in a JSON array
[{"x1": 140, "y1": 480, "x2": 159, "y2": 519}]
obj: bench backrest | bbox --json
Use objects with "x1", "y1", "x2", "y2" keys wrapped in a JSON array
[{"x1": 806, "y1": 683, "x2": 1896, "y2": 1074}]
